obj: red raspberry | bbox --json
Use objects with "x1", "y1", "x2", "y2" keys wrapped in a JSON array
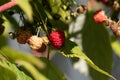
[
  {"x1": 93, "y1": 9, "x2": 107, "y2": 23},
  {"x1": 49, "y1": 30, "x2": 65, "y2": 48}
]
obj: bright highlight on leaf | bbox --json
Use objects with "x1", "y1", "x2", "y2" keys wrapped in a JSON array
[
  {"x1": 59, "y1": 40, "x2": 116, "y2": 80},
  {"x1": 111, "y1": 40, "x2": 120, "y2": 57},
  {"x1": 0, "y1": 47, "x2": 67, "y2": 80},
  {"x1": 16, "y1": 60, "x2": 48, "y2": 80},
  {"x1": 0, "y1": 60, "x2": 32, "y2": 80}
]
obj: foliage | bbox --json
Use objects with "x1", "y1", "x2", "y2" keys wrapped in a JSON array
[{"x1": 0, "y1": 0, "x2": 120, "y2": 80}]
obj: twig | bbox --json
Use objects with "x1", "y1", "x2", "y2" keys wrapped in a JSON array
[{"x1": 0, "y1": 0, "x2": 17, "y2": 13}]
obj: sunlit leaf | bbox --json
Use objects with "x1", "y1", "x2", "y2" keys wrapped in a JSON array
[
  {"x1": 16, "y1": 60, "x2": 48, "y2": 80},
  {"x1": 0, "y1": 46, "x2": 45, "y2": 69},
  {"x1": 59, "y1": 40, "x2": 116, "y2": 80},
  {"x1": 0, "y1": 60, "x2": 32, "y2": 80},
  {"x1": 0, "y1": 46, "x2": 66, "y2": 80},
  {"x1": 81, "y1": 11, "x2": 113, "y2": 80},
  {"x1": 48, "y1": 0, "x2": 69, "y2": 21},
  {"x1": 111, "y1": 40, "x2": 120, "y2": 57}
]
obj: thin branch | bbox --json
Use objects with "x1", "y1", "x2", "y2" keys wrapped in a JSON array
[{"x1": 0, "y1": 0, "x2": 17, "y2": 13}]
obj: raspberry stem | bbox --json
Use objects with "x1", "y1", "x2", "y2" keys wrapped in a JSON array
[
  {"x1": 47, "y1": 47, "x2": 50, "y2": 60},
  {"x1": 0, "y1": 0, "x2": 17, "y2": 13},
  {"x1": 33, "y1": 2, "x2": 49, "y2": 37}
]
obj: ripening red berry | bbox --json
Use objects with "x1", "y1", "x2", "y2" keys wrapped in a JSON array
[
  {"x1": 49, "y1": 30, "x2": 65, "y2": 48},
  {"x1": 93, "y1": 9, "x2": 107, "y2": 23}
]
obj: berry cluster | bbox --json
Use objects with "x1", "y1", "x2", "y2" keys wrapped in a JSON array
[
  {"x1": 9, "y1": 27, "x2": 66, "y2": 55},
  {"x1": 93, "y1": 9, "x2": 120, "y2": 37}
]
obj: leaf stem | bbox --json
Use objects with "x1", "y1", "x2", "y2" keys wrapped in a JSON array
[
  {"x1": 47, "y1": 47, "x2": 50, "y2": 60},
  {"x1": 0, "y1": 0, "x2": 17, "y2": 13},
  {"x1": 33, "y1": 2, "x2": 49, "y2": 37}
]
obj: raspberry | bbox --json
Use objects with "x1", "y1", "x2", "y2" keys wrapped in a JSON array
[
  {"x1": 49, "y1": 30, "x2": 65, "y2": 48},
  {"x1": 16, "y1": 27, "x2": 32, "y2": 44},
  {"x1": 28, "y1": 36, "x2": 46, "y2": 52},
  {"x1": 93, "y1": 9, "x2": 107, "y2": 23}
]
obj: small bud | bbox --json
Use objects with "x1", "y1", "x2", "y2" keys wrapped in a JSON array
[
  {"x1": 65, "y1": 16, "x2": 71, "y2": 20},
  {"x1": 61, "y1": 5, "x2": 67, "y2": 10},
  {"x1": 113, "y1": 1, "x2": 120, "y2": 11},
  {"x1": 9, "y1": 32, "x2": 17, "y2": 39},
  {"x1": 70, "y1": 12, "x2": 78, "y2": 18},
  {"x1": 76, "y1": 5, "x2": 86, "y2": 13}
]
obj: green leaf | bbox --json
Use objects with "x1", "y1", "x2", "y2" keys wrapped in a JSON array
[
  {"x1": 0, "y1": 60, "x2": 32, "y2": 80},
  {"x1": 48, "y1": 0, "x2": 62, "y2": 13},
  {"x1": 16, "y1": 0, "x2": 33, "y2": 21},
  {"x1": 0, "y1": 46, "x2": 45, "y2": 69},
  {"x1": 111, "y1": 40, "x2": 120, "y2": 57},
  {"x1": 0, "y1": 36, "x2": 7, "y2": 48},
  {"x1": 0, "y1": 0, "x2": 9, "y2": 5},
  {"x1": 39, "y1": 58, "x2": 67, "y2": 80},
  {"x1": 81, "y1": 11, "x2": 113, "y2": 80},
  {"x1": 0, "y1": 46, "x2": 66, "y2": 80},
  {"x1": 48, "y1": 0, "x2": 69, "y2": 21},
  {"x1": 16, "y1": 60, "x2": 48, "y2": 80},
  {"x1": 0, "y1": 61, "x2": 17, "y2": 80},
  {"x1": 59, "y1": 40, "x2": 116, "y2": 80}
]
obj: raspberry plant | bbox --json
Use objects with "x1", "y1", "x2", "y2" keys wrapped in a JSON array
[{"x1": 0, "y1": 0, "x2": 120, "y2": 80}]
